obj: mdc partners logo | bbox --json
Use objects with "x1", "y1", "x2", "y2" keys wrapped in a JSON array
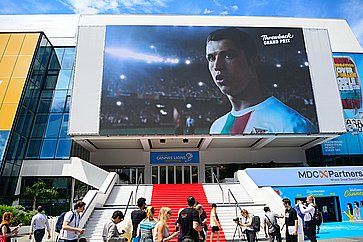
[{"x1": 298, "y1": 169, "x2": 363, "y2": 182}]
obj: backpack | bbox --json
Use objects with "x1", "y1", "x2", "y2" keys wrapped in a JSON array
[
  {"x1": 251, "y1": 215, "x2": 261, "y2": 232},
  {"x1": 55, "y1": 211, "x2": 75, "y2": 233},
  {"x1": 309, "y1": 206, "x2": 322, "y2": 226},
  {"x1": 313, "y1": 208, "x2": 323, "y2": 226}
]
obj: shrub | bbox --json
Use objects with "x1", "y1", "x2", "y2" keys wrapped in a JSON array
[{"x1": 0, "y1": 205, "x2": 37, "y2": 226}]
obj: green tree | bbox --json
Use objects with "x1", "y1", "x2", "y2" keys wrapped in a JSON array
[{"x1": 23, "y1": 181, "x2": 58, "y2": 210}]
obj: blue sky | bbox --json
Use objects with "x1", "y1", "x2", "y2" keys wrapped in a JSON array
[{"x1": 0, "y1": 0, "x2": 362, "y2": 45}]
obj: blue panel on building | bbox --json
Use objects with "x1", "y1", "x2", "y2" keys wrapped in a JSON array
[{"x1": 150, "y1": 151, "x2": 199, "y2": 164}]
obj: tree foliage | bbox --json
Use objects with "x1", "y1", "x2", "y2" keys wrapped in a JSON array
[{"x1": 23, "y1": 181, "x2": 59, "y2": 210}]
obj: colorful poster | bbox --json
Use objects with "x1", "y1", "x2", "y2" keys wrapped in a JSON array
[
  {"x1": 274, "y1": 184, "x2": 363, "y2": 222},
  {"x1": 322, "y1": 53, "x2": 363, "y2": 155}
]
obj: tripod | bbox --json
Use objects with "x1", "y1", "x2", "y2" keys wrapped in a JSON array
[{"x1": 232, "y1": 219, "x2": 246, "y2": 242}]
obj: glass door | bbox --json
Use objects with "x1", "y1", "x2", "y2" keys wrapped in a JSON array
[{"x1": 151, "y1": 165, "x2": 199, "y2": 184}]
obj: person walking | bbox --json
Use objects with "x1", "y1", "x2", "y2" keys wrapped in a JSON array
[
  {"x1": 177, "y1": 196, "x2": 202, "y2": 242},
  {"x1": 209, "y1": 204, "x2": 220, "y2": 242},
  {"x1": 283, "y1": 198, "x2": 298, "y2": 242},
  {"x1": 154, "y1": 207, "x2": 178, "y2": 242},
  {"x1": 131, "y1": 197, "x2": 147, "y2": 241},
  {"x1": 138, "y1": 206, "x2": 157, "y2": 242},
  {"x1": 263, "y1": 206, "x2": 282, "y2": 242},
  {"x1": 58, "y1": 201, "x2": 86, "y2": 242},
  {"x1": 102, "y1": 210, "x2": 124, "y2": 242},
  {"x1": 196, "y1": 204, "x2": 207, "y2": 241},
  {"x1": 29, "y1": 206, "x2": 51, "y2": 242}
]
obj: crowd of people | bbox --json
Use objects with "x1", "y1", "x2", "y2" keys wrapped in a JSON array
[{"x1": 0, "y1": 195, "x2": 322, "y2": 242}]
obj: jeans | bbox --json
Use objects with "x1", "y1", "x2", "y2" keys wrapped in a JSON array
[
  {"x1": 245, "y1": 230, "x2": 256, "y2": 242},
  {"x1": 285, "y1": 232, "x2": 297, "y2": 242},
  {"x1": 34, "y1": 229, "x2": 45, "y2": 242},
  {"x1": 304, "y1": 221, "x2": 317, "y2": 242},
  {"x1": 268, "y1": 232, "x2": 282, "y2": 242}
]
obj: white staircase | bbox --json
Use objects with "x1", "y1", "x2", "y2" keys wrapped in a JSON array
[
  {"x1": 203, "y1": 183, "x2": 254, "y2": 204},
  {"x1": 203, "y1": 173, "x2": 286, "y2": 241},
  {"x1": 83, "y1": 184, "x2": 153, "y2": 241}
]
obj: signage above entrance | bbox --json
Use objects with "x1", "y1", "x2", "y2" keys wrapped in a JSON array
[
  {"x1": 245, "y1": 166, "x2": 363, "y2": 186},
  {"x1": 150, "y1": 151, "x2": 199, "y2": 164}
]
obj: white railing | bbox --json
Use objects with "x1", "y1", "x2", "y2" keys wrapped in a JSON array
[{"x1": 80, "y1": 172, "x2": 118, "y2": 228}]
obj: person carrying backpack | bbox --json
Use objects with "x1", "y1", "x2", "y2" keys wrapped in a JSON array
[
  {"x1": 238, "y1": 209, "x2": 256, "y2": 242},
  {"x1": 263, "y1": 206, "x2": 283, "y2": 242},
  {"x1": 58, "y1": 201, "x2": 86, "y2": 242},
  {"x1": 298, "y1": 196, "x2": 317, "y2": 242}
]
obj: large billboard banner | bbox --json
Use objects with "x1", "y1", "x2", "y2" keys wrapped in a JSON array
[
  {"x1": 322, "y1": 53, "x2": 363, "y2": 155},
  {"x1": 100, "y1": 26, "x2": 319, "y2": 135}
]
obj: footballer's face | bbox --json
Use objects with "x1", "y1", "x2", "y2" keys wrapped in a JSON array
[{"x1": 206, "y1": 39, "x2": 257, "y2": 97}]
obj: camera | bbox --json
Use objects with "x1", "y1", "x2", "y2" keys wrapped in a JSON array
[{"x1": 233, "y1": 217, "x2": 240, "y2": 223}]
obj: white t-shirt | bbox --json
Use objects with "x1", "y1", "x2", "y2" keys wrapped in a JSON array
[
  {"x1": 210, "y1": 96, "x2": 317, "y2": 134},
  {"x1": 59, "y1": 211, "x2": 80, "y2": 240}
]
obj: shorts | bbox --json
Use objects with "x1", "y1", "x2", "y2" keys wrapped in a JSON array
[{"x1": 212, "y1": 226, "x2": 219, "y2": 233}]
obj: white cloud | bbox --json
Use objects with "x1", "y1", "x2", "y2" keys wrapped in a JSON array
[
  {"x1": 342, "y1": 0, "x2": 363, "y2": 46},
  {"x1": 230, "y1": 5, "x2": 238, "y2": 11},
  {"x1": 220, "y1": 11, "x2": 229, "y2": 15},
  {"x1": 203, "y1": 8, "x2": 213, "y2": 14},
  {"x1": 60, "y1": 0, "x2": 171, "y2": 14}
]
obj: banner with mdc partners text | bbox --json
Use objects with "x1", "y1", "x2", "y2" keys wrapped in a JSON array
[{"x1": 245, "y1": 166, "x2": 363, "y2": 186}]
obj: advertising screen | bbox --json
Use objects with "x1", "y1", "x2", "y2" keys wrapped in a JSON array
[
  {"x1": 100, "y1": 26, "x2": 319, "y2": 135},
  {"x1": 322, "y1": 53, "x2": 363, "y2": 155}
]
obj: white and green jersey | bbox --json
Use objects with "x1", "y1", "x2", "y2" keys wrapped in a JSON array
[{"x1": 210, "y1": 96, "x2": 317, "y2": 134}]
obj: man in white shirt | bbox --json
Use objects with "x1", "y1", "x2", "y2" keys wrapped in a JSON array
[
  {"x1": 205, "y1": 28, "x2": 317, "y2": 135},
  {"x1": 29, "y1": 206, "x2": 51, "y2": 242},
  {"x1": 298, "y1": 195, "x2": 317, "y2": 242},
  {"x1": 59, "y1": 201, "x2": 86, "y2": 242}
]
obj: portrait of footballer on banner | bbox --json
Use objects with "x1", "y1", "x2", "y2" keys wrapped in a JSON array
[{"x1": 100, "y1": 26, "x2": 319, "y2": 135}]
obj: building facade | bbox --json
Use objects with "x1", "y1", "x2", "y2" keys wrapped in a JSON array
[{"x1": 0, "y1": 15, "x2": 362, "y2": 213}]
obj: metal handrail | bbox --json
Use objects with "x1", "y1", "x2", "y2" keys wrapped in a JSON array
[
  {"x1": 134, "y1": 174, "x2": 143, "y2": 205},
  {"x1": 124, "y1": 190, "x2": 134, "y2": 216},
  {"x1": 227, "y1": 188, "x2": 242, "y2": 218},
  {"x1": 212, "y1": 172, "x2": 224, "y2": 204}
]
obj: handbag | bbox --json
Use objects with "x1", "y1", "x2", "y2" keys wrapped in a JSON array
[
  {"x1": 265, "y1": 215, "x2": 280, "y2": 235},
  {"x1": 132, "y1": 236, "x2": 141, "y2": 242}
]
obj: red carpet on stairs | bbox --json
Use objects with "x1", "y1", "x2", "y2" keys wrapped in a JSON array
[{"x1": 151, "y1": 184, "x2": 226, "y2": 242}]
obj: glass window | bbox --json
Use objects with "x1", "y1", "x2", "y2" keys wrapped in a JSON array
[
  {"x1": 55, "y1": 139, "x2": 71, "y2": 159},
  {"x1": 64, "y1": 95, "x2": 71, "y2": 112},
  {"x1": 37, "y1": 90, "x2": 53, "y2": 113},
  {"x1": 40, "y1": 139, "x2": 57, "y2": 159},
  {"x1": 44, "y1": 70, "x2": 59, "y2": 89},
  {"x1": 44, "y1": 114, "x2": 62, "y2": 138},
  {"x1": 20, "y1": 110, "x2": 34, "y2": 138},
  {"x1": 31, "y1": 114, "x2": 48, "y2": 138},
  {"x1": 48, "y1": 50, "x2": 61, "y2": 70},
  {"x1": 56, "y1": 70, "x2": 72, "y2": 90},
  {"x1": 22, "y1": 83, "x2": 34, "y2": 108},
  {"x1": 59, "y1": 114, "x2": 69, "y2": 138},
  {"x1": 29, "y1": 86, "x2": 41, "y2": 112},
  {"x1": 50, "y1": 90, "x2": 67, "y2": 113},
  {"x1": 55, "y1": 48, "x2": 65, "y2": 62},
  {"x1": 26, "y1": 139, "x2": 42, "y2": 159},
  {"x1": 61, "y1": 48, "x2": 75, "y2": 69}
]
